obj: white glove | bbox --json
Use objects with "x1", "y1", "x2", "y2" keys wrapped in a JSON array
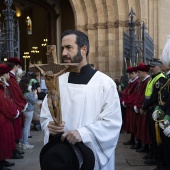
[
  {"x1": 122, "y1": 101, "x2": 126, "y2": 107},
  {"x1": 159, "y1": 122, "x2": 165, "y2": 130},
  {"x1": 152, "y1": 110, "x2": 159, "y2": 121},
  {"x1": 163, "y1": 126, "x2": 170, "y2": 137},
  {"x1": 14, "y1": 110, "x2": 20, "y2": 119},
  {"x1": 164, "y1": 120, "x2": 170, "y2": 126},
  {"x1": 22, "y1": 103, "x2": 28, "y2": 112},
  {"x1": 134, "y1": 106, "x2": 139, "y2": 113}
]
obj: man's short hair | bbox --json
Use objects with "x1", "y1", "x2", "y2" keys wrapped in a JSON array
[{"x1": 61, "y1": 30, "x2": 89, "y2": 57}]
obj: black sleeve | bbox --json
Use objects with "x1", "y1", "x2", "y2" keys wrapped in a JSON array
[
  {"x1": 142, "y1": 77, "x2": 167, "y2": 110},
  {"x1": 165, "y1": 92, "x2": 170, "y2": 117}
]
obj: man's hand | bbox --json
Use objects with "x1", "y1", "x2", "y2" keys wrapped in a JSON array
[
  {"x1": 152, "y1": 110, "x2": 160, "y2": 121},
  {"x1": 139, "y1": 108, "x2": 144, "y2": 115},
  {"x1": 122, "y1": 101, "x2": 126, "y2": 107},
  {"x1": 159, "y1": 122, "x2": 165, "y2": 130},
  {"x1": 61, "y1": 130, "x2": 82, "y2": 145},
  {"x1": 134, "y1": 106, "x2": 139, "y2": 113},
  {"x1": 48, "y1": 121, "x2": 65, "y2": 136},
  {"x1": 163, "y1": 126, "x2": 170, "y2": 137}
]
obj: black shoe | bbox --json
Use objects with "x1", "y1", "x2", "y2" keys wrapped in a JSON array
[
  {"x1": 28, "y1": 136, "x2": 32, "y2": 138},
  {"x1": 130, "y1": 145, "x2": 142, "y2": 149},
  {"x1": 10, "y1": 153, "x2": 24, "y2": 159},
  {"x1": 152, "y1": 165, "x2": 167, "y2": 170},
  {"x1": 136, "y1": 147, "x2": 149, "y2": 153},
  {"x1": 0, "y1": 166, "x2": 11, "y2": 170},
  {"x1": 143, "y1": 153, "x2": 153, "y2": 160},
  {"x1": 16, "y1": 149, "x2": 24, "y2": 155},
  {"x1": 123, "y1": 140, "x2": 135, "y2": 145},
  {"x1": 144, "y1": 158, "x2": 157, "y2": 165},
  {"x1": 1, "y1": 160, "x2": 15, "y2": 167}
]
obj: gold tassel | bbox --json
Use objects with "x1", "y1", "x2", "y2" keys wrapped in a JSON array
[{"x1": 155, "y1": 122, "x2": 162, "y2": 145}]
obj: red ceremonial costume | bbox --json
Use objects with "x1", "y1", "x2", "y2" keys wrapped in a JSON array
[
  {"x1": 133, "y1": 63, "x2": 152, "y2": 144},
  {"x1": 120, "y1": 67, "x2": 139, "y2": 132},
  {"x1": 9, "y1": 72, "x2": 27, "y2": 139},
  {"x1": 0, "y1": 82, "x2": 18, "y2": 160}
]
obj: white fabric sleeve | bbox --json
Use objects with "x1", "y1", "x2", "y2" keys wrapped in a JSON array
[
  {"x1": 40, "y1": 95, "x2": 53, "y2": 144},
  {"x1": 77, "y1": 85, "x2": 122, "y2": 169}
]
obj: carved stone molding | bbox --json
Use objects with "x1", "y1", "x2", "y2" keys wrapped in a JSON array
[
  {"x1": 75, "y1": 19, "x2": 141, "y2": 31},
  {"x1": 75, "y1": 25, "x2": 86, "y2": 31},
  {"x1": 94, "y1": 22, "x2": 106, "y2": 29},
  {"x1": 86, "y1": 24, "x2": 96, "y2": 30}
]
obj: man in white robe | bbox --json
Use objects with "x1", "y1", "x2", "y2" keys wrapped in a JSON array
[{"x1": 40, "y1": 30, "x2": 122, "y2": 170}]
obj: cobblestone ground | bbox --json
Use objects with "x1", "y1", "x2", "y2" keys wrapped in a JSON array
[{"x1": 8, "y1": 129, "x2": 156, "y2": 170}]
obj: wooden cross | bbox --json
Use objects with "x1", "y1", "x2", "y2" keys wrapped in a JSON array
[{"x1": 29, "y1": 45, "x2": 79, "y2": 125}]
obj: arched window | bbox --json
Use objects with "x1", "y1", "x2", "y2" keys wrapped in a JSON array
[{"x1": 26, "y1": 16, "x2": 32, "y2": 35}]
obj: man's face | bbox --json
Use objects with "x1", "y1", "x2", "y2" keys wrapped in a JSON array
[
  {"x1": 61, "y1": 34, "x2": 83, "y2": 63},
  {"x1": 137, "y1": 70, "x2": 146, "y2": 80},
  {"x1": 149, "y1": 65, "x2": 161, "y2": 75},
  {"x1": 14, "y1": 65, "x2": 19, "y2": 73},
  {"x1": 129, "y1": 72, "x2": 138, "y2": 80}
]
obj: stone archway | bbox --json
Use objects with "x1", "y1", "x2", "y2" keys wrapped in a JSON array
[
  {"x1": 2, "y1": 0, "x2": 169, "y2": 76},
  {"x1": 65, "y1": 0, "x2": 170, "y2": 79},
  {"x1": 68, "y1": 0, "x2": 143, "y2": 78}
]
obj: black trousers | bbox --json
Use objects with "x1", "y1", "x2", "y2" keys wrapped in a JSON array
[
  {"x1": 147, "y1": 110, "x2": 164, "y2": 161},
  {"x1": 160, "y1": 129, "x2": 170, "y2": 169}
]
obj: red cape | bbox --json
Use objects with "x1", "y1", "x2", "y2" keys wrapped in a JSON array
[
  {"x1": 8, "y1": 72, "x2": 27, "y2": 139},
  {"x1": 0, "y1": 84, "x2": 18, "y2": 160},
  {"x1": 134, "y1": 77, "x2": 152, "y2": 144}
]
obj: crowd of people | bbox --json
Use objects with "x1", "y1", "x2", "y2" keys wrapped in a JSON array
[
  {"x1": 0, "y1": 29, "x2": 122, "y2": 170},
  {"x1": 3, "y1": 29, "x2": 170, "y2": 170},
  {"x1": 0, "y1": 57, "x2": 46, "y2": 170},
  {"x1": 120, "y1": 58, "x2": 170, "y2": 170}
]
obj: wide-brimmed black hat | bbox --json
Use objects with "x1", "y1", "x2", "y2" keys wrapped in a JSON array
[{"x1": 40, "y1": 132, "x2": 95, "y2": 170}]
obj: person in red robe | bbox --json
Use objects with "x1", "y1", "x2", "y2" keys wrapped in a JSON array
[
  {"x1": 120, "y1": 66, "x2": 139, "y2": 145},
  {"x1": 132, "y1": 63, "x2": 152, "y2": 152},
  {"x1": 0, "y1": 64, "x2": 19, "y2": 170},
  {"x1": 6, "y1": 58, "x2": 27, "y2": 159}
]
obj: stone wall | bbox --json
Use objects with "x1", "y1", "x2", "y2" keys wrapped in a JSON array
[{"x1": 62, "y1": 0, "x2": 170, "y2": 79}]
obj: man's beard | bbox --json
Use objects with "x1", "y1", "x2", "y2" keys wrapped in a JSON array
[{"x1": 63, "y1": 49, "x2": 83, "y2": 63}]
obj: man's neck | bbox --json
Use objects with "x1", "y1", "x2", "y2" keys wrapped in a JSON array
[
  {"x1": 77, "y1": 61, "x2": 88, "y2": 72},
  {"x1": 10, "y1": 70, "x2": 16, "y2": 75},
  {"x1": 141, "y1": 75, "x2": 150, "y2": 81}
]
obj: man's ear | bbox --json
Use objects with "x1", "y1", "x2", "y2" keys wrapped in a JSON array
[{"x1": 81, "y1": 46, "x2": 87, "y2": 56}]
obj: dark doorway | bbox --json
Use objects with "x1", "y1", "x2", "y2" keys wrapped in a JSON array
[{"x1": 0, "y1": 0, "x2": 75, "y2": 69}]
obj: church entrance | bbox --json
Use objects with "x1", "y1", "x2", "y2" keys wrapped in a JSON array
[{"x1": 0, "y1": 0, "x2": 75, "y2": 69}]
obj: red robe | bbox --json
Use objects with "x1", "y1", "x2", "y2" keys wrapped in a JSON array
[
  {"x1": 0, "y1": 84, "x2": 18, "y2": 160},
  {"x1": 133, "y1": 77, "x2": 152, "y2": 144},
  {"x1": 120, "y1": 78, "x2": 139, "y2": 132},
  {"x1": 8, "y1": 72, "x2": 27, "y2": 139}
]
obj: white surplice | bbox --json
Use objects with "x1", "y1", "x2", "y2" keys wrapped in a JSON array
[{"x1": 40, "y1": 71, "x2": 122, "y2": 170}]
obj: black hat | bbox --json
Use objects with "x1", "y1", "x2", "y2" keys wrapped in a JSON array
[
  {"x1": 40, "y1": 132, "x2": 95, "y2": 170},
  {"x1": 148, "y1": 58, "x2": 162, "y2": 67},
  {"x1": 37, "y1": 92, "x2": 46, "y2": 100}
]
